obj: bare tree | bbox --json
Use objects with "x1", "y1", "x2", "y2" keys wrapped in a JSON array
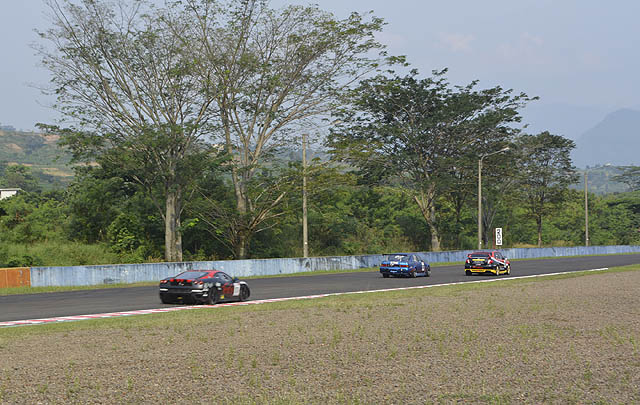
[
  {"x1": 37, "y1": 0, "x2": 219, "y2": 261},
  {"x1": 171, "y1": 0, "x2": 387, "y2": 258}
]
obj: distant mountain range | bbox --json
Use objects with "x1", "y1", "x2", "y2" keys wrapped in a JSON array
[
  {"x1": 571, "y1": 108, "x2": 640, "y2": 168},
  {"x1": 520, "y1": 102, "x2": 609, "y2": 141},
  {"x1": 2, "y1": 107, "x2": 640, "y2": 192}
]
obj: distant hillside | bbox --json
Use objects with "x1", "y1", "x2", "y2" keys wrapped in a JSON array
[
  {"x1": 570, "y1": 165, "x2": 629, "y2": 195},
  {"x1": 572, "y1": 109, "x2": 640, "y2": 168},
  {"x1": 0, "y1": 128, "x2": 73, "y2": 189}
]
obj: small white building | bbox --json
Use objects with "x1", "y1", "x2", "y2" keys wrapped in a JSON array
[{"x1": 0, "y1": 188, "x2": 21, "y2": 200}]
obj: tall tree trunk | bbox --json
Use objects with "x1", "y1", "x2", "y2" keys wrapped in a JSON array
[
  {"x1": 482, "y1": 198, "x2": 498, "y2": 248},
  {"x1": 232, "y1": 167, "x2": 247, "y2": 216},
  {"x1": 414, "y1": 188, "x2": 441, "y2": 252},
  {"x1": 231, "y1": 165, "x2": 251, "y2": 259},
  {"x1": 234, "y1": 231, "x2": 250, "y2": 259},
  {"x1": 536, "y1": 216, "x2": 543, "y2": 247},
  {"x1": 226, "y1": 111, "x2": 250, "y2": 260},
  {"x1": 427, "y1": 205, "x2": 442, "y2": 252},
  {"x1": 165, "y1": 189, "x2": 183, "y2": 262},
  {"x1": 450, "y1": 193, "x2": 466, "y2": 250}
]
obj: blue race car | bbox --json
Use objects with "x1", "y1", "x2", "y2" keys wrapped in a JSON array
[{"x1": 380, "y1": 253, "x2": 431, "y2": 278}]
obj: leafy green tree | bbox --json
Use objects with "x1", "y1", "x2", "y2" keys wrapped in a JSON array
[
  {"x1": 186, "y1": 159, "x2": 289, "y2": 259},
  {"x1": 106, "y1": 213, "x2": 145, "y2": 255},
  {"x1": 65, "y1": 162, "x2": 167, "y2": 260},
  {"x1": 37, "y1": 0, "x2": 220, "y2": 261},
  {"x1": 0, "y1": 191, "x2": 68, "y2": 245},
  {"x1": 592, "y1": 191, "x2": 640, "y2": 245},
  {"x1": 0, "y1": 165, "x2": 41, "y2": 193},
  {"x1": 65, "y1": 166, "x2": 128, "y2": 244},
  {"x1": 512, "y1": 132, "x2": 578, "y2": 247},
  {"x1": 328, "y1": 69, "x2": 533, "y2": 251},
  {"x1": 613, "y1": 166, "x2": 640, "y2": 191},
  {"x1": 286, "y1": 181, "x2": 423, "y2": 256}
]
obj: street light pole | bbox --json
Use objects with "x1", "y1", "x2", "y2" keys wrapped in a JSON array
[
  {"x1": 478, "y1": 157, "x2": 483, "y2": 250},
  {"x1": 302, "y1": 133, "x2": 309, "y2": 258},
  {"x1": 478, "y1": 146, "x2": 510, "y2": 250}
]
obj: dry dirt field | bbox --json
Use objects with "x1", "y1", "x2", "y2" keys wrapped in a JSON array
[{"x1": 1, "y1": 269, "x2": 639, "y2": 404}]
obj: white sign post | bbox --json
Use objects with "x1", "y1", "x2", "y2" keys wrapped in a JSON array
[{"x1": 495, "y1": 227, "x2": 503, "y2": 246}]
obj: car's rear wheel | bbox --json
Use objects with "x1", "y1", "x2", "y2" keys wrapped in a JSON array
[
  {"x1": 160, "y1": 295, "x2": 172, "y2": 304},
  {"x1": 506, "y1": 265, "x2": 511, "y2": 275},
  {"x1": 382, "y1": 273, "x2": 389, "y2": 278},
  {"x1": 410, "y1": 269, "x2": 416, "y2": 278},
  {"x1": 465, "y1": 270, "x2": 471, "y2": 276},
  {"x1": 239, "y1": 285, "x2": 250, "y2": 302},
  {"x1": 207, "y1": 289, "x2": 220, "y2": 305},
  {"x1": 426, "y1": 266, "x2": 431, "y2": 277},
  {"x1": 495, "y1": 267, "x2": 500, "y2": 276}
]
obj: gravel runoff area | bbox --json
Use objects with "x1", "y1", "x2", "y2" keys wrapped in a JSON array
[{"x1": 1, "y1": 270, "x2": 639, "y2": 404}]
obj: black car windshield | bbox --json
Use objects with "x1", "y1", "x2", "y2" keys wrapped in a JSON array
[
  {"x1": 214, "y1": 272, "x2": 232, "y2": 282},
  {"x1": 470, "y1": 252, "x2": 491, "y2": 257},
  {"x1": 387, "y1": 254, "x2": 409, "y2": 262},
  {"x1": 174, "y1": 271, "x2": 208, "y2": 279}
]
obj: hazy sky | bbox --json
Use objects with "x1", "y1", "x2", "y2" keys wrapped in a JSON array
[{"x1": 1, "y1": 0, "x2": 639, "y2": 138}]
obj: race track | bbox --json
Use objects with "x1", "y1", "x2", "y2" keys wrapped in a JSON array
[{"x1": 2, "y1": 254, "x2": 639, "y2": 323}]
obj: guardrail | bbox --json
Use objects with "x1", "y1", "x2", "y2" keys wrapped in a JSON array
[{"x1": 3, "y1": 244, "x2": 640, "y2": 288}]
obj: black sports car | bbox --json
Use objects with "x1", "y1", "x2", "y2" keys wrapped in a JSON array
[{"x1": 159, "y1": 270, "x2": 250, "y2": 305}]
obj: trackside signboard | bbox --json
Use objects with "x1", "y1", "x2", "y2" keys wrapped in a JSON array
[{"x1": 495, "y1": 228, "x2": 503, "y2": 246}]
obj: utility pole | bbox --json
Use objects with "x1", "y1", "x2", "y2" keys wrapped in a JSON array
[
  {"x1": 302, "y1": 133, "x2": 309, "y2": 257},
  {"x1": 585, "y1": 171, "x2": 589, "y2": 246},
  {"x1": 478, "y1": 146, "x2": 510, "y2": 250},
  {"x1": 478, "y1": 158, "x2": 483, "y2": 250}
]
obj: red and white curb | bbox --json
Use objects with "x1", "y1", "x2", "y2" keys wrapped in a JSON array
[{"x1": 0, "y1": 268, "x2": 608, "y2": 328}]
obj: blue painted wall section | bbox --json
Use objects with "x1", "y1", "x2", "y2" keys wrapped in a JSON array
[{"x1": 29, "y1": 245, "x2": 640, "y2": 287}]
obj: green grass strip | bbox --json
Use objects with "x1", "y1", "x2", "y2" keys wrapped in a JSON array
[{"x1": 1, "y1": 264, "x2": 638, "y2": 338}]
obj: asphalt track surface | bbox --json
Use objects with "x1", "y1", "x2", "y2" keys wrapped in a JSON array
[{"x1": 2, "y1": 254, "x2": 640, "y2": 323}]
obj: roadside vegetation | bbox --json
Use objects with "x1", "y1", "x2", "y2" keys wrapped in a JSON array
[
  {"x1": 1, "y1": 184, "x2": 639, "y2": 268},
  {"x1": 1, "y1": 266, "x2": 638, "y2": 403}
]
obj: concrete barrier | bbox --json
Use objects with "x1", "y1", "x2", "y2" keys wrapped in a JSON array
[{"x1": 26, "y1": 244, "x2": 640, "y2": 287}]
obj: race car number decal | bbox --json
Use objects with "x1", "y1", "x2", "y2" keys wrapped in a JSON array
[{"x1": 233, "y1": 283, "x2": 240, "y2": 296}]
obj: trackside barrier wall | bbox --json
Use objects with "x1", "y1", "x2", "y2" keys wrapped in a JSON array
[
  {"x1": 26, "y1": 244, "x2": 640, "y2": 287},
  {"x1": 0, "y1": 267, "x2": 31, "y2": 288}
]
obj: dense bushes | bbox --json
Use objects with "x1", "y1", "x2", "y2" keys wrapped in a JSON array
[
  {"x1": 0, "y1": 185, "x2": 640, "y2": 267},
  {"x1": 1, "y1": 178, "x2": 639, "y2": 267}
]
